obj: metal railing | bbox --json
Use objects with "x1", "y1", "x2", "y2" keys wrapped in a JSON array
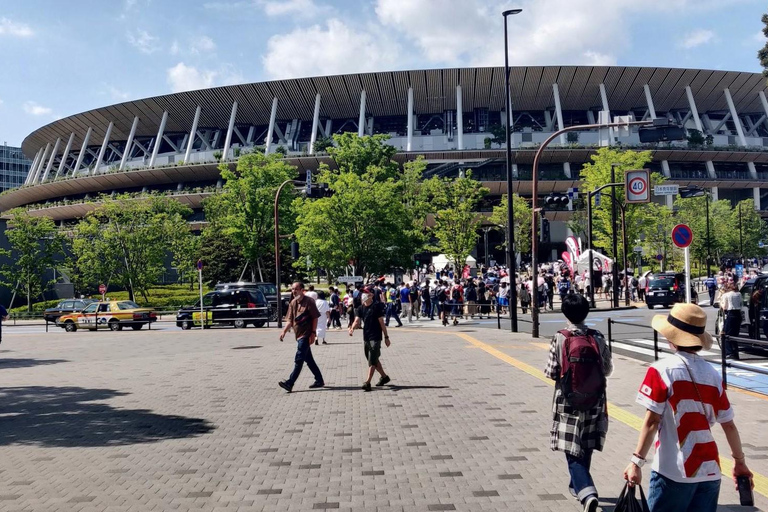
[
  {"x1": 720, "y1": 335, "x2": 768, "y2": 390},
  {"x1": 607, "y1": 318, "x2": 660, "y2": 360}
]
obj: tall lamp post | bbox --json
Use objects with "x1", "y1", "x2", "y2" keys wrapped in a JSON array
[{"x1": 503, "y1": 8, "x2": 522, "y2": 333}]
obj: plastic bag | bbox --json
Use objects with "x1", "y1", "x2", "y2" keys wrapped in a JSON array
[{"x1": 615, "y1": 482, "x2": 650, "y2": 512}]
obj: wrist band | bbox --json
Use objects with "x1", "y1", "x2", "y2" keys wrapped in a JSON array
[
  {"x1": 732, "y1": 453, "x2": 746, "y2": 461},
  {"x1": 632, "y1": 452, "x2": 646, "y2": 461}
]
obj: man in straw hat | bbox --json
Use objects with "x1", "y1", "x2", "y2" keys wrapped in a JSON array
[{"x1": 624, "y1": 303, "x2": 753, "y2": 511}]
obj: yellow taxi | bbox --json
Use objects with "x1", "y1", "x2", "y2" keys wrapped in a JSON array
[{"x1": 57, "y1": 300, "x2": 157, "y2": 332}]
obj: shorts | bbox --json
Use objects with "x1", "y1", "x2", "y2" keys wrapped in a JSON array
[
  {"x1": 364, "y1": 338, "x2": 382, "y2": 366},
  {"x1": 498, "y1": 297, "x2": 509, "y2": 307}
]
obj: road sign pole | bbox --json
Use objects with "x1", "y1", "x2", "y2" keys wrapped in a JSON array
[
  {"x1": 684, "y1": 246, "x2": 691, "y2": 303},
  {"x1": 197, "y1": 259, "x2": 204, "y2": 327}
]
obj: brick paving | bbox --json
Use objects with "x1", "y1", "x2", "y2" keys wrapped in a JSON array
[{"x1": 0, "y1": 324, "x2": 765, "y2": 511}]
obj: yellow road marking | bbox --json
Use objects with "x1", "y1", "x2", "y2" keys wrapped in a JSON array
[{"x1": 456, "y1": 332, "x2": 768, "y2": 499}]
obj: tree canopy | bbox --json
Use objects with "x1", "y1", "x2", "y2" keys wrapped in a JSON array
[{"x1": 489, "y1": 193, "x2": 532, "y2": 255}]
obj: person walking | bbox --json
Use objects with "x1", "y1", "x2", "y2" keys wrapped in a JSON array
[
  {"x1": 624, "y1": 303, "x2": 753, "y2": 512},
  {"x1": 465, "y1": 279, "x2": 478, "y2": 319},
  {"x1": 278, "y1": 282, "x2": 324, "y2": 392},
  {"x1": 328, "y1": 286, "x2": 342, "y2": 329},
  {"x1": 544, "y1": 294, "x2": 612, "y2": 512},
  {"x1": 519, "y1": 281, "x2": 530, "y2": 315},
  {"x1": 385, "y1": 283, "x2": 403, "y2": 327},
  {"x1": 349, "y1": 291, "x2": 391, "y2": 392},
  {"x1": 315, "y1": 290, "x2": 330, "y2": 345},
  {"x1": 421, "y1": 279, "x2": 434, "y2": 320},
  {"x1": 399, "y1": 282, "x2": 412, "y2": 323},
  {"x1": 638, "y1": 273, "x2": 647, "y2": 303},
  {"x1": 705, "y1": 274, "x2": 717, "y2": 307},
  {"x1": 720, "y1": 282, "x2": 742, "y2": 360},
  {"x1": 497, "y1": 282, "x2": 509, "y2": 315}
]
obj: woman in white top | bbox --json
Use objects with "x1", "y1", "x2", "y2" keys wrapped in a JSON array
[
  {"x1": 315, "y1": 290, "x2": 330, "y2": 344},
  {"x1": 719, "y1": 282, "x2": 742, "y2": 359}
]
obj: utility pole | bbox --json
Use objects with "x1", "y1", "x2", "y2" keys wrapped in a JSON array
[{"x1": 611, "y1": 164, "x2": 620, "y2": 308}]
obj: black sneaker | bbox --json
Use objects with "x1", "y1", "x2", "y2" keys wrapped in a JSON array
[
  {"x1": 308, "y1": 381, "x2": 324, "y2": 389},
  {"x1": 362, "y1": 382, "x2": 372, "y2": 392},
  {"x1": 583, "y1": 495, "x2": 598, "y2": 512},
  {"x1": 322, "y1": 341, "x2": 327, "y2": 345},
  {"x1": 375, "y1": 375, "x2": 391, "y2": 387},
  {"x1": 278, "y1": 381, "x2": 292, "y2": 393}
]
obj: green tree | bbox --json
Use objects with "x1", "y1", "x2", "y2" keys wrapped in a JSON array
[
  {"x1": 424, "y1": 173, "x2": 489, "y2": 271},
  {"x1": 71, "y1": 196, "x2": 193, "y2": 302},
  {"x1": 640, "y1": 204, "x2": 676, "y2": 272},
  {"x1": 214, "y1": 152, "x2": 298, "y2": 282},
  {"x1": 687, "y1": 129, "x2": 705, "y2": 147},
  {"x1": 673, "y1": 196, "x2": 733, "y2": 264},
  {"x1": 758, "y1": 13, "x2": 768, "y2": 78},
  {"x1": 313, "y1": 136, "x2": 334, "y2": 154},
  {"x1": 728, "y1": 199, "x2": 768, "y2": 258},
  {"x1": 578, "y1": 147, "x2": 659, "y2": 266},
  {"x1": 489, "y1": 193, "x2": 532, "y2": 255},
  {"x1": 0, "y1": 209, "x2": 63, "y2": 311},
  {"x1": 294, "y1": 134, "x2": 426, "y2": 277},
  {"x1": 198, "y1": 227, "x2": 247, "y2": 287}
]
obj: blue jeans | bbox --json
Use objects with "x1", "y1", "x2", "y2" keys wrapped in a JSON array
[
  {"x1": 566, "y1": 450, "x2": 597, "y2": 502},
  {"x1": 385, "y1": 303, "x2": 402, "y2": 326},
  {"x1": 647, "y1": 471, "x2": 720, "y2": 512},
  {"x1": 286, "y1": 336, "x2": 323, "y2": 388}
]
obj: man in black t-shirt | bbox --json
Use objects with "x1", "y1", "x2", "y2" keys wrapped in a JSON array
[{"x1": 349, "y1": 291, "x2": 391, "y2": 392}]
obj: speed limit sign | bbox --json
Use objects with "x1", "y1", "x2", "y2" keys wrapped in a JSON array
[{"x1": 625, "y1": 169, "x2": 650, "y2": 204}]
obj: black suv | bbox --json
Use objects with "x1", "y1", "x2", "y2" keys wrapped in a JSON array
[
  {"x1": 646, "y1": 272, "x2": 699, "y2": 309},
  {"x1": 214, "y1": 282, "x2": 289, "y2": 322},
  {"x1": 44, "y1": 298, "x2": 97, "y2": 323},
  {"x1": 176, "y1": 289, "x2": 271, "y2": 329}
]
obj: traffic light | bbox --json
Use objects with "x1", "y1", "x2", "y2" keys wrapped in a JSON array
[
  {"x1": 678, "y1": 187, "x2": 706, "y2": 199},
  {"x1": 544, "y1": 194, "x2": 569, "y2": 207},
  {"x1": 306, "y1": 183, "x2": 332, "y2": 198},
  {"x1": 540, "y1": 218, "x2": 550, "y2": 243},
  {"x1": 290, "y1": 241, "x2": 300, "y2": 259}
]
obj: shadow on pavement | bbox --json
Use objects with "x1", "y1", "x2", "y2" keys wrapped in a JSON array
[
  {"x1": 231, "y1": 345, "x2": 262, "y2": 350},
  {"x1": 0, "y1": 358, "x2": 69, "y2": 369},
  {"x1": 0, "y1": 386, "x2": 215, "y2": 448},
  {"x1": 318, "y1": 385, "x2": 450, "y2": 392}
]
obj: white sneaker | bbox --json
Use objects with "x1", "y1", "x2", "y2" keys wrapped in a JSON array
[{"x1": 583, "y1": 495, "x2": 598, "y2": 512}]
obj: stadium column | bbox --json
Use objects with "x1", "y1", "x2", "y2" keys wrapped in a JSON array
[
  {"x1": 358, "y1": 90, "x2": 366, "y2": 137},
  {"x1": 599, "y1": 83, "x2": 613, "y2": 143},
  {"x1": 149, "y1": 112, "x2": 168, "y2": 168},
  {"x1": 120, "y1": 117, "x2": 140, "y2": 171},
  {"x1": 265, "y1": 97, "x2": 278, "y2": 155},
  {"x1": 754, "y1": 187, "x2": 761, "y2": 211},
  {"x1": 643, "y1": 84, "x2": 657, "y2": 119},
  {"x1": 24, "y1": 148, "x2": 42, "y2": 185},
  {"x1": 661, "y1": 161, "x2": 673, "y2": 208},
  {"x1": 184, "y1": 106, "x2": 201, "y2": 163},
  {"x1": 723, "y1": 88, "x2": 747, "y2": 147},
  {"x1": 41, "y1": 137, "x2": 61, "y2": 182},
  {"x1": 552, "y1": 83, "x2": 566, "y2": 145},
  {"x1": 685, "y1": 86, "x2": 704, "y2": 133},
  {"x1": 74, "y1": 127, "x2": 92, "y2": 175},
  {"x1": 55, "y1": 132, "x2": 76, "y2": 179},
  {"x1": 92, "y1": 122, "x2": 114, "y2": 175},
  {"x1": 309, "y1": 93, "x2": 321, "y2": 155},
  {"x1": 456, "y1": 85, "x2": 463, "y2": 150},
  {"x1": 406, "y1": 87, "x2": 413, "y2": 151},
  {"x1": 222, "y1": 101, "x2": 238, "y2": 161},
  {"x1": 33, "y1": 143, "x2": 51, "y2": 183}
]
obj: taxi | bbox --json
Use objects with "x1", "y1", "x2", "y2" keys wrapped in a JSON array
[{"x1": 57, "y1": 300, "x2": 157, "y2": 332}]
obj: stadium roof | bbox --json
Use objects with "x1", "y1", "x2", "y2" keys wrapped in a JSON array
[{"x1": 21, "y1": 66, "x2": 768, "y2": 158}]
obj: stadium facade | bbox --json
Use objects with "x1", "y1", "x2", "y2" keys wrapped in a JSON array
[
  {"x1": 6, "y1": 66, "x2": 768, "y2": 262},
  {"x1": 0, "y1": 144, "x2": 32, "y2": 192}
]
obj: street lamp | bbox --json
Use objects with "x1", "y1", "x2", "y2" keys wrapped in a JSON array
[{"x1": 503, "y1": 8, "x2": 522, "y2": 333}]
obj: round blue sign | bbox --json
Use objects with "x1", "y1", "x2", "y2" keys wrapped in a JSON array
[
  {"x1": 656, "y1": 254, "x2": 664, "y2": 261},
  {"x1": 671, "y1": 224, "x2": 693, "y2": 249}
]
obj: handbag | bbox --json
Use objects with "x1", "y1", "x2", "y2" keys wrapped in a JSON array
[{"x1": 615, "y1": 482, "x2": 650, "y2": 512}]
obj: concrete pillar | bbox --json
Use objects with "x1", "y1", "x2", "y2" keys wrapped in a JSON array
[
  {"x1": 685, "y1": 86, "x2": 704, "y2": 133},
  {"x1": 724, "y1": 88, "x2": 747, "y2": 146},
  {"x1": 33, "y1": 143, "x2": 51, "y2": 183},
  {"x1": 120, "y1": 116, "x2": 140, "y2": 171},
  {"x1": 706, "y1": 161, "x2": 716, "y2": 179},
  {"x1": 754, "y1": 187, "x2": 761, "y2": 211},
  {"x1": 748, "y1": 161, "x2": 758, "y2": 179},
  {"x1": 456, "y1": 85, "x2": 464, "y2": 150},
  {"x1": 74, "y1": 127, "x2": 92, "y2": 175},
  {"x1": 643, "y1": 84, "x2": 657, "y2": 119},
  {"x1": 358, "y1": 90, "x2": 366, "y2": 137},
  {"x1": 41, "y1": 137, "x2": 61, "y2": 182},
  {"x1": 92, "y1": 122, "x2": 113, "y2": 175},
  {"x1": 183, "y1": 106, "x2": 201, "y2": 163},
  {"x1": 265, "y1": 97, "x2": 278, "y2": 154},
  {"x1": 661, "y1": 160, "x2": 671, "y2": 178},
  {"x1": 563, "y1": 162, "x2": 571, "y2": 179},
  {"x1": 24, "y1": 148, "x2": 42, "y2": 185},
  {"x1": 552, "y1": 83, "x2": 566, "y2": 145},
  {"x1": 711, "y1": 186, "x2": 718, "y2": 202},
  {"x1": 309, "y1": 93, "x2": 321, "y2": 155},
  {"x1": 599, "y1": 83, "x2": 613, "y2": 142},
  {"x1": 56, "y1": 132, "x2": 76, "y2": 179},
  {"x1": 221, "y1": 101, "x2": 238, "y2": 161},
  {"x1": 149, "y1": 112, "x2": 168, "y2": 168},
  {"x1": 406, "y1": 87, "x2": 414, "y2": 151}
]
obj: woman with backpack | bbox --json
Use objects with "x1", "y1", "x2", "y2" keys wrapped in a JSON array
[{"x1": 545, "y1": 294, "x2": 613, "y2": 512}]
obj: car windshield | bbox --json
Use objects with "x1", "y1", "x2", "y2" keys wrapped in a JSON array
[
  {"x1": 195, "y1": 293, "x2": 215, "y2": 308},
  {"x1": 649, "y1": 277, "x2": 675, "y2": 288},
  {"x1": 83, "y1": 303, "x2": 99, "y2": 313},
  {"x1": 257, "y1": 284, "x2": 277, "y2": 296},
  {"x1": 117, "y1": 301, "x2": 141, "y2": 310}
]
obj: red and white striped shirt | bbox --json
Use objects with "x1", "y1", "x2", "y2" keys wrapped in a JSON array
[{"x1": 636, "y1": 351, "x2": 734, "y2": 483}]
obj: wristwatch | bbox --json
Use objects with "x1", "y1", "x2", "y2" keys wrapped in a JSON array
[{"x1": 630, "y1": 454, "x2": 646, "y2": 468}]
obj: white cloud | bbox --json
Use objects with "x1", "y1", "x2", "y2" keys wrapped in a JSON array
[
  {"x1": 583, "y1": 51, "x2": 616, "y2": 66},
  {"x1": 127, "y1": 29, "x2": 159, "y2": 54},
  {"x1": 263, "y1": 19, "x2": 399, "y2": 79},
  {"x1": 191, "y1": 36, "x2": 216, "y2": 55},
  {"x1": 680, "y1": 29, "x2": 715, "y2": 49},
  {"x1": 23, "y1": 101, "x2": 52, "y2": 116},
  {"x1": 0, "y1": 17, "x2": 33, "y2": 37},
  {"x1": 105, "y1": 85, "x2": 131, "y2": 101},
  {"x1": 259, "y1": 0, "x2": 319, "y2": 17},
  {"x1": 167, "y1": 62, "x2": 243, "y2": 93}
]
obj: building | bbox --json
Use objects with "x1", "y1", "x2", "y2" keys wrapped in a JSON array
[
  {"x1": 0, "y1": 144, "x2": 32, "y2": 192},
  {"x1": 5, "y1": 66, "x2": 768, "y2": 263}
]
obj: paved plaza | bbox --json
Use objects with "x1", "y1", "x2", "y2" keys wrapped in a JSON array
[{"x1": 1, "y1": 323, "x2": 767, "y2": 511}]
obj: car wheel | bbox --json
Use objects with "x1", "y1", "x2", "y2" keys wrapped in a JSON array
[
  {"x1": 252, "y1": 320, "x2": 266, "y2": 328},
  {"x1": 108, "y1": 320, "x2": 121, "y2": 331},
  {"x1": 181, "y1": 321, "x2": 191, "y2": 330},
  {"x1": 233, "y1": 319, "x2": 246, "y2": 329},
  {"x1": 64, "y1": 321, "x2": 77, "y2": 332},
  {"x1": 647, "y1": 304, "x2": 654, "y2": 309},
  {"x1": 131, "y1": 324, "x2": 143, "y2": 330}
]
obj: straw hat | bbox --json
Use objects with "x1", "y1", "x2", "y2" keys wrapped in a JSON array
[{"x1": 651, "y1": 303, "x2": 713, "y2": 351}]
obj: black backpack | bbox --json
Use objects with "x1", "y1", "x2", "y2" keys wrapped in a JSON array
[{"x1": 452, "y1": 287, "x2": 461, "y2": 301}]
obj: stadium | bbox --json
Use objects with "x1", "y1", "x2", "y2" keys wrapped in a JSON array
[{"x1": 5, "y1": 65, "x2": 768, "y2": 263}]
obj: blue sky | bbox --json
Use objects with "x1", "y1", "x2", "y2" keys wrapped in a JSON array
[{"x1": 0, "y1": 0, "x2": 766, "y2": 147}]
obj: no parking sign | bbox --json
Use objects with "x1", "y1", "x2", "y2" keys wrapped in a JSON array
[{"x1": 625, "y1": 169, "x2": 650, "y2": 204}]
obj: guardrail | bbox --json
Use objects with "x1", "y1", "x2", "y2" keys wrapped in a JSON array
[
  {"x1": 607, "y1": 318, "x2": 660, "y2": 360},
  {"x1": 720, "y1": 335, "x2": 768, "y2": 390}
]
